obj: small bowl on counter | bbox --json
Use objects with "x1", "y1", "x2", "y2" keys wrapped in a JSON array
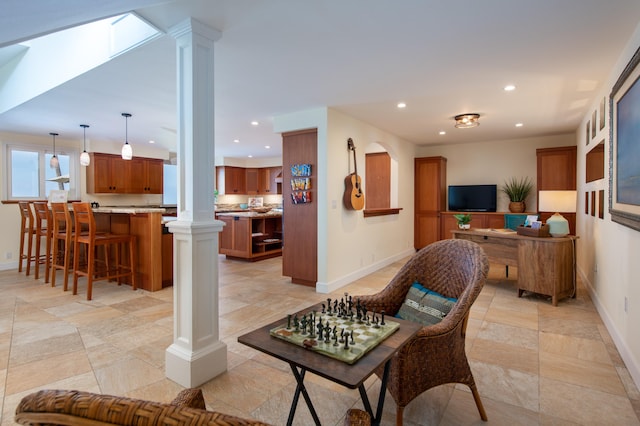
[{"x1": 249, "y1": 207, "x2": 272, "y2": 213}]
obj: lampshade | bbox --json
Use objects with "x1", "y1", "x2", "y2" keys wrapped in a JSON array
[
  {"x1": 49, "y1": 132, "x2": 59, "y2": 168},
  {"x1": 538, "y1": 190, "x2": 577, "y2": 213},
  {"x1": 121, "y1": 113, "x2": 133, "y2": 160},
  {"x1": 538, "y1": 190, "x2": 577, "y2": 237},
  {"x1": 454, "y1": 113, "x2": 480, "y2": 129},
  {"x1": 80, "y1": 124, "x2": 90, "y2": 166}
]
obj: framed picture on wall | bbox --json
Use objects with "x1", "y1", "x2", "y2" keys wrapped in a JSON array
[
  {"x1": 586, "y1": 121, "x2": 590, "y2": 145},
  {"x1": 599, "y1": 97, "x2": 606, "y2": 130},
  {"x1": 592, "y1": 110, "x2": 597, "y2": 138},
  {"x1": 609, "y1": 44, "x2": 640, "y2": 231}
]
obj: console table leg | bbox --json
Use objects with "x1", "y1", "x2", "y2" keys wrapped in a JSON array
[{"x1": 288, "y1": 364, "x2": 321, "y2": 426}]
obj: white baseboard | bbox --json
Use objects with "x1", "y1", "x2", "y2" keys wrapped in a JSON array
[
  {"x1": 0, "y1": 261, "x2": 19, "y2": 271},
  {"x1": 577, "y1": 266, "x2": 640, "y2": 392},
  {"x1": 315, "y1": 248, "x2": 415, "y2": 294}
]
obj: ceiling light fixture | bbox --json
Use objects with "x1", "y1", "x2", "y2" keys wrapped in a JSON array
[
  {"x1": 80, "y1": 124, "x2": 90, "y2": 166},
  {"x1": 49, "y1": 132, "x2": 59, "y2": 168},
  {"x1": 454, "y1": 113, "x2": 480, "y2": 129},
  {"x1": 439, "y1": 131, "x2": 446, "y2": 135},
  {"x1": 504, "y1": 85, "x2": 516, "y2": 91},
  {"x1": 251, "y1": 121, "x2": 259, "y2": 126},
  {"x1": 515, "y1": 122, "x2": 524, "y2": 127},
  {"x1": 397, "y1": 102, "x2": 406, "y2": 108},
  {"x1": 121, "y1": 113, "x2": 133, "y2": 160}
]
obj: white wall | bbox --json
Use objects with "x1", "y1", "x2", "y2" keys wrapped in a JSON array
[
  {"x1": 575, "y1": 22, "x2": 640, "y2": 388},
  {"x1": 417, "y1": 133, "x2": 576, "y2": 212}
]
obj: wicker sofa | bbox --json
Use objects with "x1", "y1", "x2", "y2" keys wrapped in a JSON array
[
  {"x1": 15, "y1": 388, "x2": 371, "y2": 425},
  {"x1": 15, "y1": 388, "x2": 271, "y2": 426}
]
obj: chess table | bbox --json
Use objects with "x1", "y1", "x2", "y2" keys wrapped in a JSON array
[{"x1": 237, "y1": 303, "x2": 422, "y2": 426}]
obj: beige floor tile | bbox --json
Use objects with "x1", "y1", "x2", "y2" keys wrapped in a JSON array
[
  {"x1": 540, "y1": 377, "x2": 640, "y2": 425},
  {"x1": 469, "y1": 338, "x2": 539, "y2": 375},
  {"x1": 540, "y1": 331, "x2": 612, "y2": 364},
  {"x1": 94, "y1": 356, "x2": 165, "y2": 395},
  {"x1": 477, "y1": 321, "x2": 539, "y2": 351},
  {"x1": 470, "y1": 360, "x2": 539, "y2": 411},
  {"x1": 539, "y1": 351, "x2": 626, "y2": 396},
  {"x1": 5, "y1": 350, "x2": 93, "y2": 395}
]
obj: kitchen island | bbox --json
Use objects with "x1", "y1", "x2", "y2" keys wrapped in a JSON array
[
  {"x1": 216, "y1": 211, "x2": 282, "y2": 261},
  {"x1": 92, "y1": 206, "x2": 168, "y2": 292}
]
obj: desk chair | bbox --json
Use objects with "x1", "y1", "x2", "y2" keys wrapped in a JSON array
[
  {"x1": 504, "y1": 214, "x2": 530, "y2": 278},
  {"x1": 32, "y1": 202, "x2": 53, "y2": 283},
  {"x1": 72, "y1": 202, "x2": 137, "y2": 300},
  {"x1": 18, "y1": 202, "x2": 36, "y2": 276}
]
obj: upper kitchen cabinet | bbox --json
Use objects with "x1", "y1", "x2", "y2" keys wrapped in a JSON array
[
  {"x1": 128, "y1": 157, "x2": 164, "y2": 194},
  {"x1": 86, "y1": 153, "x2": 163, "y2": 194},
  {"x1": 246, "y1": 167, "x2": 282, "y2": 195},
  {"x1": 216, "y1": 166, "x2": 246, "y2": 194}
]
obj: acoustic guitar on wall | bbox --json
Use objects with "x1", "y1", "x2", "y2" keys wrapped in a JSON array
[{"x1": 344, "y1": 138, "x2": 365, "y2": 210}]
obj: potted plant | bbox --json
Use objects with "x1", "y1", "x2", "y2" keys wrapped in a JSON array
[
  {"x1": 453, "y1": 213, "x2": 472, "y2": 230},
  {"x1": 501, "y1": 177, "x2": 533, "y2": 213}
]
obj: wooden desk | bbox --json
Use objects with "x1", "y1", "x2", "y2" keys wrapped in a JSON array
[
  {"x1": 238, "y1": 304, "x2": 422, "y2": 425},
  {"x1": 452, "y1": 229, "x2": 577, "y2": 306}
]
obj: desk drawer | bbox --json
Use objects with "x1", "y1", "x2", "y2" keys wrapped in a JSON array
[{"x1": 454, "y1": 232, "x2": 519, "y2": 266}]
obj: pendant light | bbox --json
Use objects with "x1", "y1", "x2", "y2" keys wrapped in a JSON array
[
  {"x1": 49, "y1": 132, "x2": 59, "y2": 168},
  {"x1": 121, "y1": 113, "x2": 133, "y2": 160},
  {"x1": 79, "y1": 124, "x2": 90, "y2": 166}
]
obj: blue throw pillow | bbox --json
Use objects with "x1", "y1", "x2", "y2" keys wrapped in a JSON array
[{"x1": 396, "y1": 282, "x2": 457, "y2": 326}]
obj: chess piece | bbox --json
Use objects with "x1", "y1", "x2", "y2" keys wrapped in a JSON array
[
  {"x1": 321, "y1": 303, "x2": 326, "y2": 314},
  {"x1": 287, "y1": 314, "x2": 292, "y2": 330},
  {"x1": 327, "y1": 298, "x2": 332, "y2": 315},
  {"x1": 350, "y1": 330, "x2": 355, "y2": 345},
  {"x1": 339, "y1": 328, "x2": 345, "y2": 343},
  {"x1": 381, "y1": 311, "x2": 386, "y2": 326},
  {"x1": 344, "y1": 334, "x2": 350, "y2": 350},
  {"x1": 324, "y1": 323, "x2": 331, "y2": 343}
]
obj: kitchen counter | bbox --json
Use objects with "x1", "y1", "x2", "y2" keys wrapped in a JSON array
[
  {"x1": 93, "y1": 206, "x2": 166, "y2": 214},
  {"x1": 215, "y1": 211, "x2": 282, "y2": 218}
]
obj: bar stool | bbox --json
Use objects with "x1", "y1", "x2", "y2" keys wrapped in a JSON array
[
  {"x1": 18, "y1": 202, "x2": 36, "y2": 275},
  {"x1": 32, "y1": 202, "x2": 53, "y2": 283},
  {"x1": 50, "y1": 202, "x2": 75, "y2": 290},
  {"x1": 72, "y1": 202, "x2": 137, "y2": 300}
]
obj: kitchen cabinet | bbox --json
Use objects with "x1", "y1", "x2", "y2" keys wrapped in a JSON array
[
  {"x1": 86, "y1": 153, "x2": 163, "y2": 194},
  {"x1": 128, "y1": 157, "x2": 164, "y2": 194},
  {"x1": 536, "y1": 146, "x2": 577, "y2": 234},
  {"x1": 227, "y1": 166, "x2": 283, "y2": 195},
  {"x1": 218, "y1": 213, "x2": 282, "y2": 261},
  {"x1": 216, "y1": 166, "x2": 246, "y2": 194},
  {"x1": 414, "y1": 156, "x2": 447, "y2": 249}
]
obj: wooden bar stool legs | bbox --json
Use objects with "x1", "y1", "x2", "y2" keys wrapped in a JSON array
[
  {"x1": 18, "y1": 202, "x2": 36, "y2": 276},
  {"x1": 50, "y1": 203, "x2": 75, "y2": 290},
  {"x1": 33, "y1": 202, "x2": 53, "y2": 283},
  {"x1": 72, "y1": 203, "x2": 136, "y2": 301}
]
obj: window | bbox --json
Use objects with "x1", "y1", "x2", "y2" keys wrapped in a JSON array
[
  {"x1": 163, "y1": 163, "x2": 177, "y2": 205},
  {"x1": 3, "y1": 143, "x2": 80, "y2": 200}
]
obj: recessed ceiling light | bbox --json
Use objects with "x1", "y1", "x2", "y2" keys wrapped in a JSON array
[
  {"x1": 248, "y1": 155, "x2": 253, "y2": 158},
  {"x1": 251, "y1": 121, "x2": 259, "y2": 126},
  {"x1": 515, "y1": 122, "x2": 524, "y2": 127},
  {"x1": 233, "y1": 139, "x2": 240, "y2": 143},
  {"x1": 397, "y1": 102, "x2": 406, "y2": 109},
  {"x1": 504, "y1": 85, "x2": 516, "y2": 91},
  {"x1": 439, "y1": 131, "x2": 446, "y2": 135},
  {"x1": 265, "y1": 145, "x2": 271, "y2": 149},
  {"x1": 148, "y1": 140, "x2": 155, "y2": 144}
]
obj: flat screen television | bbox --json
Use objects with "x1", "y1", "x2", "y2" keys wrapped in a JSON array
[{"x1": 448, "y1": 184, "x2": 497, "y2": 212}]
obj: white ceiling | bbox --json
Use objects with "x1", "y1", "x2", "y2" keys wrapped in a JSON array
[{"x1": 1, "y1": 0, "x2": 639, "y2": 159}]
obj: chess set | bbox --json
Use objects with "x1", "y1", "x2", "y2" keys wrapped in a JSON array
[{"x1": 269, "y1": 294, "x2": 400, "y2": 364}]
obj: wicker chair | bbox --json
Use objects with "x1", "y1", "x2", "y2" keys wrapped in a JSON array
[
  {"x1": 15, "y1": 388, "x2": 270, "y2": 426},
  {"x1": 354, "y1": 239, "x2": 489, "y2": 426}
]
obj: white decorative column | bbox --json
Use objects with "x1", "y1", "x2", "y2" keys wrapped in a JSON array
[{"x1": 165, "y1": 18, "x2": 226, "y2": 387}]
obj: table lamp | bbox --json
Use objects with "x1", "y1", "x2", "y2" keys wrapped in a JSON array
[{"x1": 538, "y1": 190, "x2": 577, "y2": 237}]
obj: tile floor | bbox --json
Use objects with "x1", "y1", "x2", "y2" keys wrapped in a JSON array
[{"x1": 1, "y1": 256, "x2": 639, "y2": 425}]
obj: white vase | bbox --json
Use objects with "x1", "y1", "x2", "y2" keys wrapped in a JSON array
[{"x1": 458, "y1": 223, "x2": 470, "y2": 230}]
